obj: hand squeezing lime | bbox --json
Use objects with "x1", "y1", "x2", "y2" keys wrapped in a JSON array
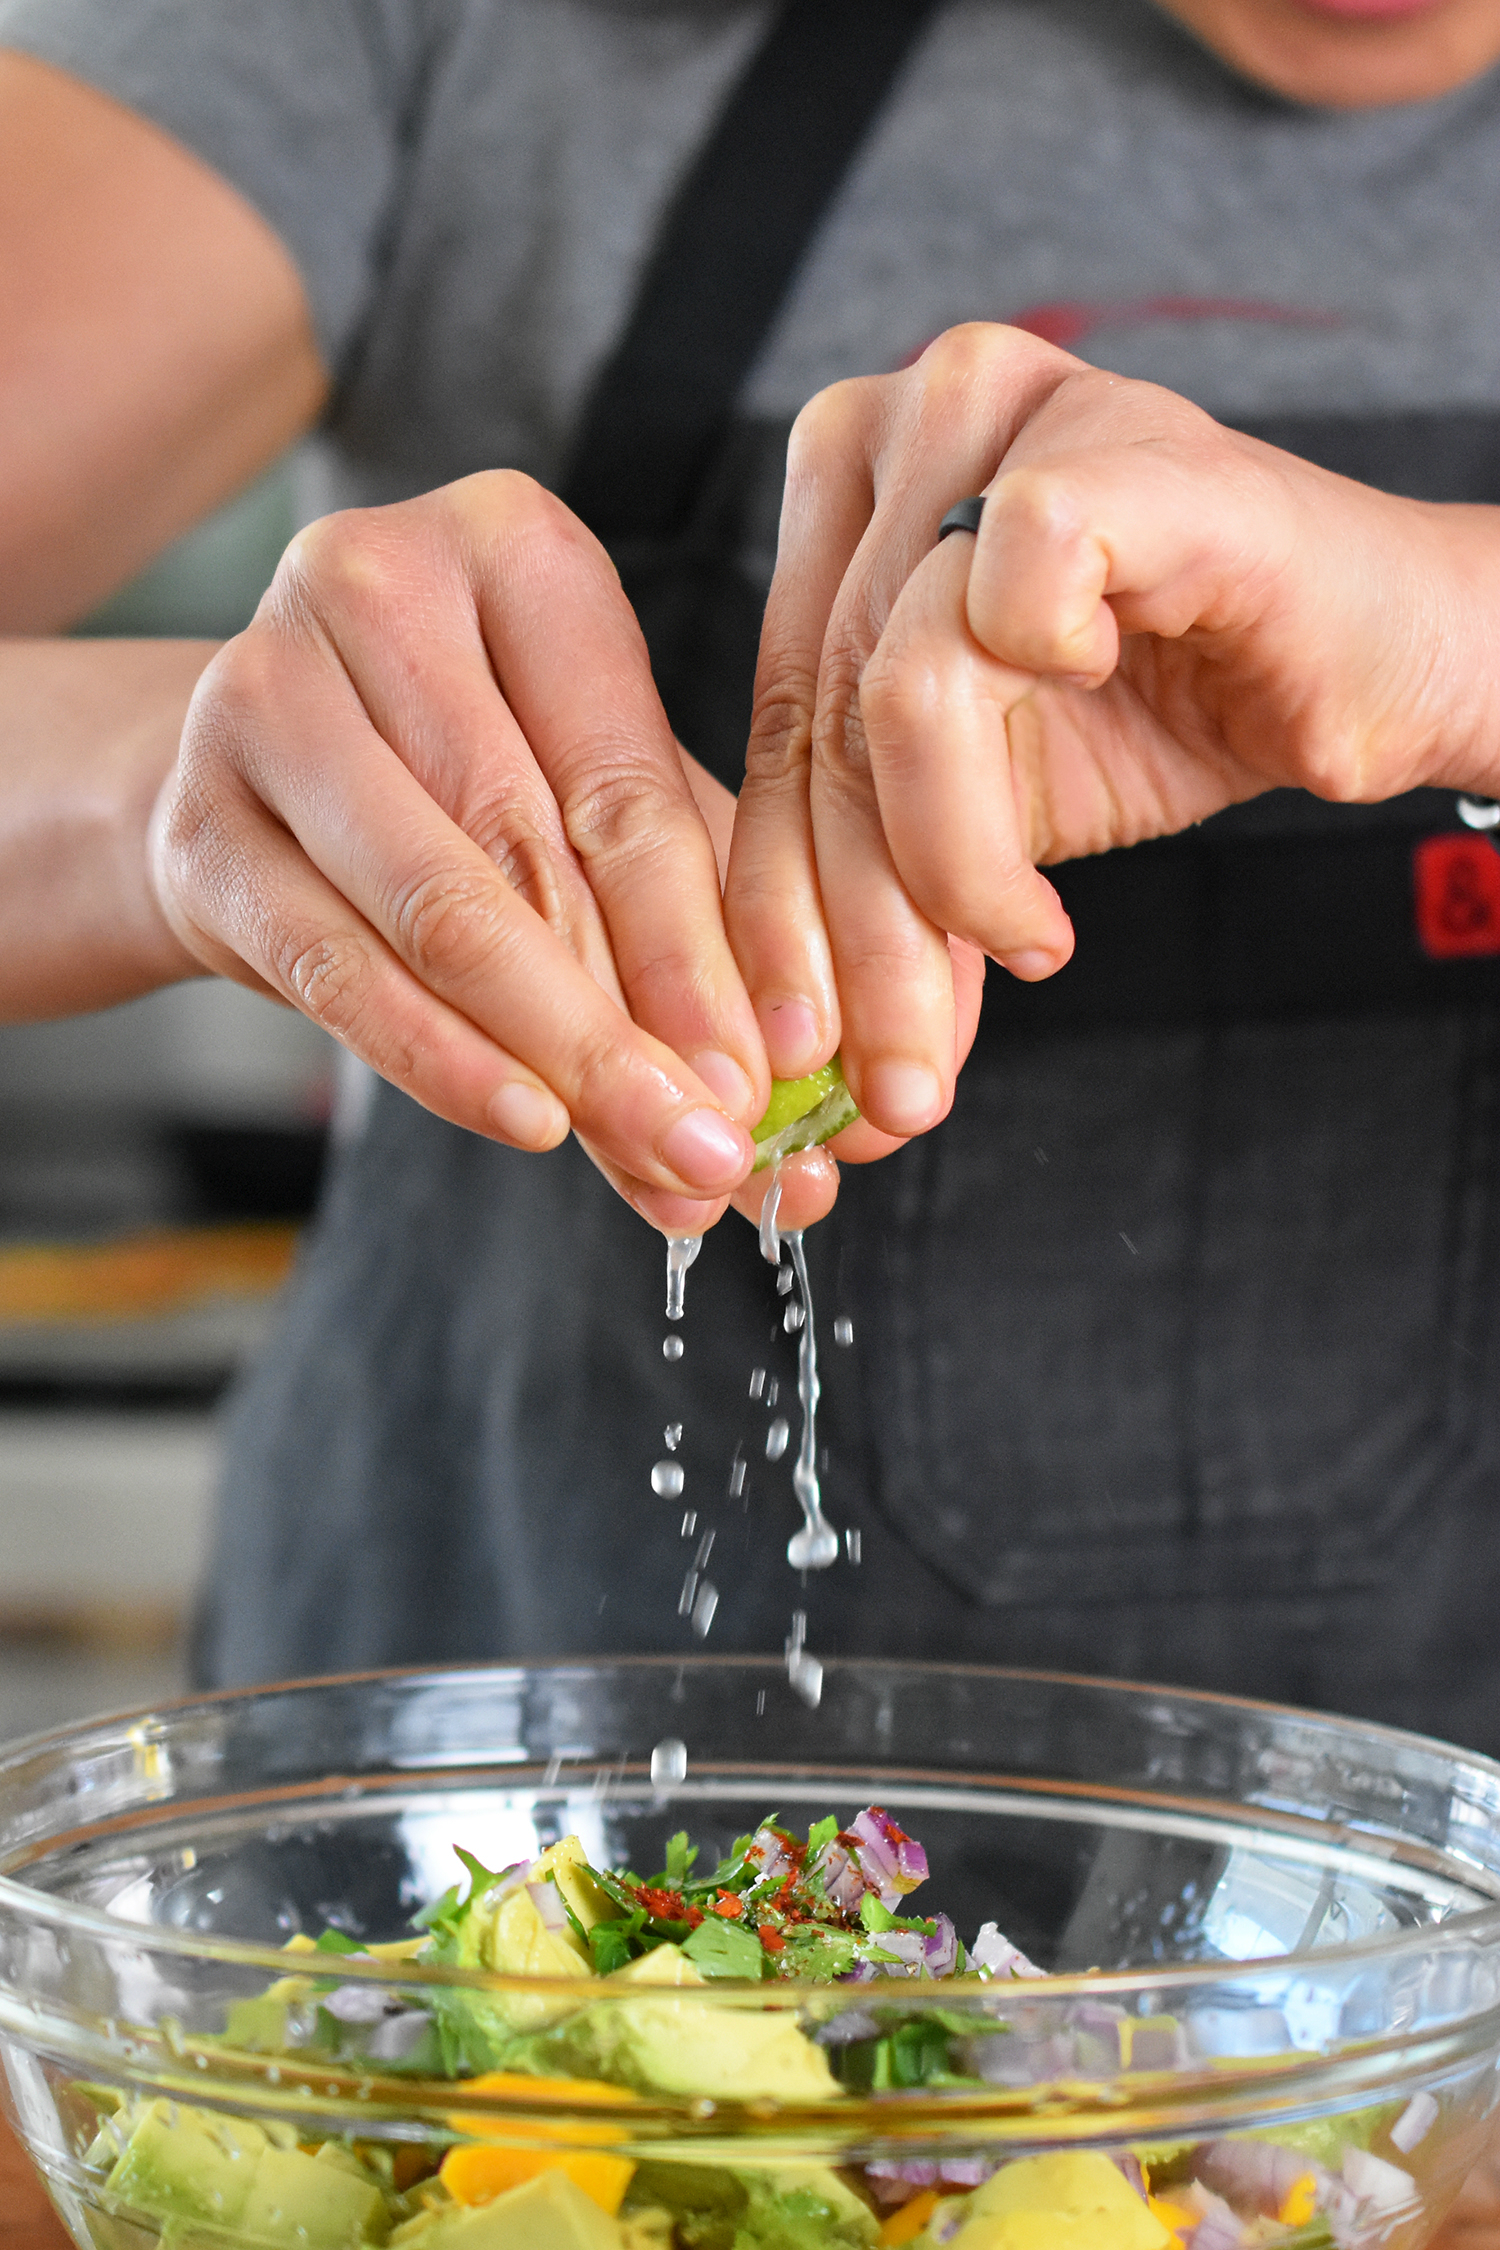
[{"x1": 751, "y1": 1057, "x2": 859, "y2": 1172}]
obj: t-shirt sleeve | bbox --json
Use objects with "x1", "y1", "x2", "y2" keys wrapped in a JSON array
[{"x1": 0, "y1": 0, "x2": 413, "y2": 376}]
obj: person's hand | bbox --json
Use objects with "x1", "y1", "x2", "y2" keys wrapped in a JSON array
[
  {"x1": 726, "y1": 320, "x2": 1500, "y2": 1202},
  {"x1": 150, "y1": 472, "x2": 771, "y2": 1235}
]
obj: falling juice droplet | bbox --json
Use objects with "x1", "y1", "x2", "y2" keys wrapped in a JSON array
[
  {"x1": 728, "y1": 1456, "x2": 747, "y2": 1498},
  {"x1": 776, "y1": 1264, "x2": 795, "y2": 1297},
  {"x1": 783, "y1": 1301, "x2": 805, "y2": 1333},
  {"x1": 681, "y1": 1510, "x2": 697, "y2": 1537},
  {"x1": 650, "y1": 1737, "x2": 688, "y2": 1788},
  {"x1": 755, "y1": 1689, "x2": 767, "y2": 1717},
  {"x1": 784, "y1": 1609, "x2": 824, "y2": 1708},
  {"x1": 663, "y1": 1335, "x2": 684, "y2": 1361},
  {"x1": 678, "y1": 1569, "x2": 699, "y2": 1617},
  {"x1": 845, "y1": 1527, "x2": 862, "y2": 1565},
  {"x1": 664, "y1": 1422, "x2": 683, "y2": 1452},
  {"x1": 651, "y1": 1460, "x2": 685, "y2": 1499},
  {"x1": 749, "y1": 1367, "x2": 766, "y2": 1400},
  {"x1": 784, "y1": 1231, "x2": 840, "y2": 1570},
  {"x1": 759, "y1": 1165, "x2": 784, "y2": 1265},
  {"x1": 834, "y1": 1317, "x2": 854, "y2": 1348},
  {"x1": 766, "y1": 1377, "x2": 779, "y2": 1408},
  {"x1": 665, "y1": 1234, "x2": 702, "y2": 1320},
  {"x1": 694, "y1": 1529, "x2": 715, "y2": 1569},
  {"x1": 691, "y1": 1579, "x2": 719, "y2": 1637},
  {"x1": 766, "y1": 1418, "x2": 790, "y2": 1461}
]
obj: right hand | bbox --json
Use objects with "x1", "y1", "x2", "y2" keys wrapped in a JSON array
[{"x1": 150, "y1": 472, "x2": 771, "y2": 1234}]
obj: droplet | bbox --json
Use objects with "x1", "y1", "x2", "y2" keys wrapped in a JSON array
[
  {"x1": 650, "y1": 1738, "x2": 688, "y2": 1788},
  {"x1": 783, "y1": 1301, "x2": 805, "y2": 1333},
  {"x1": 759, "y1": 1166, "x2": 784, "y2": 1265},
  {"x1": 749, "y1": 1366, "x2": 766, "y2": 1400},
  {"x1": 665, "y1": 1234, "x2": 702, "y2": 1319},
  {"x1": 766, "y1": 1377, "x2": 779, "y2": 1408},
  {"x1": 678, "y1": 1569, "x2": 699, "y2": 1617},
  {"x1": 766, "y1": 1418, "x2": 790, "y2": 1461},
  {"x1": 651, "y1": 1460, "x2": 685, "y2": 1499},
  {"x1": 663, "y1": 1335, "x2": 684, "y2": 1361},
  {"x1": 664, "y1": 1422, "x2": 683, "y2": 1452},
  {"x1": 833, "y1": 1317, "x2": 854, "y2": 1348},
  {"x1": 755, "y1": 1689, "x2": 767, "y2": 1717},
  {"x1": 776, "y1": 1264, "x2": 795, "y2": 1297},
  {"x1": 728, "y1": 1456, "x2": 747, "y2": 1498},
  {"x1": 694, "y1": 1529, "x2": 716, "y2": 1569},
  {"x1": 845, "y1": 1527, "x2": 862, "y2": 1565},
  {"x1": 691, "y1": 1579, "x2": 719, "y2": 1637},
  {"x1": 681, "y1": 1510, "x2": 697, "y2": 1537}
]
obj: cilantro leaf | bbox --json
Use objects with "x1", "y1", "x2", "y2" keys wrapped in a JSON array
[
  {"x1": 806, "y1": 1816, "x2": 839, "y2": 1857},
  {"x1": 655, "y1": 1831, "x2": 700, "y2": 1888},
  {"x1": 588, "y1": 1914, "x2": 646, "y2": 1976},
  {"x1": 682, "y1": 1916, "x2": 767, "y2": 1981},
  {"x1": 313, "y1": 1930, "x2": 365, "y2": 1956}
]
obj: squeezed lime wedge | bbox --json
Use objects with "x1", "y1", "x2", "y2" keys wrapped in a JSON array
[{"x1": 750, "y1": 1057, "x2": 859, "y2": 1173}]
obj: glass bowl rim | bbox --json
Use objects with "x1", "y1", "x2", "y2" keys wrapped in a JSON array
[{"x1": 3, "y1": 1655, "x2": 1500, "y2": 2003}]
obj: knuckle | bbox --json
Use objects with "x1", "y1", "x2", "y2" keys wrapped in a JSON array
[
  {"x1": 745, "y1": 675, "x2": 817, "y2": 786},
  {"x1": 277, "y1": 928, "x2": 377, "y2": 1032},
  {"x1": 561, "y1": 760, "x2": 671, "y2": 872},
  {"x1": 787, "y1": 374, "x2": 884, "y2": 471},
  {"x1": 391, "y1": 865, "x2": 507, "y2": 983}
]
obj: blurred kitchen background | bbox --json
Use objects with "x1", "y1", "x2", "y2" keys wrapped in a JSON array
[{"x1": 0, "y1": 454, "x2": 337, "y2": 1739}]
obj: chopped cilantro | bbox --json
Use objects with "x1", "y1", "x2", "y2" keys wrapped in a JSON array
[{"x1": 682, "y1": 1916, "x2": 768, "y2": 1980}]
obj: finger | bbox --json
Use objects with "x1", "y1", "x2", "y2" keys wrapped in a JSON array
[
  {"x1": 574, "y1": 1131, "x2": 734, "y2": 1238},
  {"x1": 727, "y1": 379, "x2": 889, "y2": 1079},
  {"x1": 456, "y1": 476, "x2": 766, "y2": 1121},
  {"x1": 152, "y1": 778, "x2": 574, "y2": 1153},
  {"x1": 272, "y1": 499, "x2": 627, "y2": 1008},
  {"x1": 178, "y1": 648, "x2": 756, "y2": 1199},
  {"x1": 858, "y1": 535, "x2": 1076, "y2": 971},
  {"x1": 729, "y1": 1146, "x2": 841, "y2": 1234}
]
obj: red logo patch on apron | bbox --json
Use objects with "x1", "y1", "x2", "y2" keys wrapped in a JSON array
[{"x1": 1413, "y1": 833, "x2": 1500, "y2": 959}]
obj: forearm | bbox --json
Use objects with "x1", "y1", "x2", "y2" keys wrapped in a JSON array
[{"x1": 0, "y1": 638, "x2": 213, "y2": 1021}]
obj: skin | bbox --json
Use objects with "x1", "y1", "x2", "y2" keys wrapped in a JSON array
[{"x1": 5, "y1": 0, "x2": 1500, "y2": 1239}]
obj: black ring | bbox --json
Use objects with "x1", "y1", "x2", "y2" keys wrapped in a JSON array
[{"x1": 938, "y1": 494, "x2": 986, "y2": 541}]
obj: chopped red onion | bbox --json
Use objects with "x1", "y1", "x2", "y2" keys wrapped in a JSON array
[
  {"x1": 1182, "y1": 2183, "x2": 1248, "y2": 2250},
  {"x1": 1389, "y1": 2094, "x2": 1438, "y2": 2156},
  {"x1": 850, "y1": 1806, "x2": 928, "y2": 1905},
  {"x1": 1194, "y1": 2139, "x2": 1330, "y2": 2218},
  {"x1": 527, "y1": 1879, "x2": 569, "y2": 1932},
  {"x1": 970, "y1": 1920, "x2": 1045, "y2": 1980},
  {"x1": 747, "y1": 1825, "x2": 798, "y2": 1887}
]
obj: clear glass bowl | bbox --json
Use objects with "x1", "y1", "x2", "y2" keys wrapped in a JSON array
[{"x1": 2, "y1": 1658, "x2": 1500, "y2": 2249}]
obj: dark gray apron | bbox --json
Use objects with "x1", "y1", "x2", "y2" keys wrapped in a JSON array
[{"x1": 203, "y1": 4, "x2": 1500, "y2": 1752}]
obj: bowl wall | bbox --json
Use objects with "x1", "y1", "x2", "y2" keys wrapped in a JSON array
[{"x1": 1, "y1": 1659, "x2": 1498, "y2": 2248}]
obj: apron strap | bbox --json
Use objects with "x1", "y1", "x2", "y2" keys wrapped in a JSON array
[{"x1": 561, "y1": 0, "x2": 941, "y2": 541}]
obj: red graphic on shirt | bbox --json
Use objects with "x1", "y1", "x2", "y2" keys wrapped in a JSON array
[
  {"x1": 1413, "y1": 833, "x2": 1500, "y2": 959},
  {"x1": 900, "y1": 296, "x2": 1342, "y2": 366}
]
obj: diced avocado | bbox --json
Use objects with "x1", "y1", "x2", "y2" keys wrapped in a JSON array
[
  {"x1": 587, "y1": 1997, "x2": 838, "y2": 2103},
  {"x1": 485, "y1": 1882, "x2": 592, "y2": 1980},
  {"x1": 626, "y1": 2162, "x2": 749, "y2": 2220},
  {"x1": 420, "y1": 2169, "x2": 624, "y2": 2249},
  {"x1": 957, "y1": 2153, "x2": 1172, "y2": 2250},
  {"x1": 239, "y1": 2142, "x2": 390, "y2": 2245},
  {"x1": 612, "y1": 1945, "x2": 705, "y2": 1987},
  {"x1": 530, "y1": 1840, "x2": 616, "y2": 1935},
  {"x1": 106, "y1": 2099, "x2": 269, "y2": 2227},
  {"x1": 737, "y1": 2167, "x2": 879, "y2": 2250},
  {"x1": 751, "y1": 1064, "x2": 858, "y2": 1172}
]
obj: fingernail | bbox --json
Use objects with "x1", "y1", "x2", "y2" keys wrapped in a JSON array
[
  {"x1": 863, "y1": 1060, "x2": 945, "y2": 1137},
  {"x1": 1000, "y1": 949, "x2": 1061, "y2": 981},
  {"x1": 661, "y1": 1107, "x2": 751, "y2": 1190},
  {"x1": 489, "y1": 1079, "x2": 570, "y2": 1149},
  {"x1": 688, "y1": 1049, "x2": 756, "y2": 1120},
  {"x1": 761, "y1": 997, "x2": 822, "y2": 1075}
]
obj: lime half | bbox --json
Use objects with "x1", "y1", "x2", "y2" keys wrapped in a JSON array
[{"x1": 751, "y1": 1058, "x2": 859, "y2": 1173}]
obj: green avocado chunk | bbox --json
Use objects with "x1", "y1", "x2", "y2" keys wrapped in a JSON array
[
  {"x1": 240, "y1": 2143, "x2": 389, "y2": 2245},
  {"x1": 106, "y1": 2100, "x2": 268, "y2": 2227},
  {"x1": 751, "y1": 1062, "x2": 859, "y2": 1172}
]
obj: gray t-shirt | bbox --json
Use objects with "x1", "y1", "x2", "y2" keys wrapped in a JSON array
[
  {"x1": 4, "y1": 0, "x2": 1499, "y2": 514},
  {"x1": 8, "y1": 0, "x2": 1500, "y2": 1741}
]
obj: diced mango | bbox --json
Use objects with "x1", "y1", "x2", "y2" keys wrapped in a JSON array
[
  {"x1": 880, "y1": 2190, "x2": 940, "y2": 2246},
  {"x1": 443, "y1": 2075, "x2": 638, "y2": 2214}
]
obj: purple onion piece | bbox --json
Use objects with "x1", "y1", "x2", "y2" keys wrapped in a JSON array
[{"x1": 527, "y1": 1879, "x2": 569, "y2": 1932}]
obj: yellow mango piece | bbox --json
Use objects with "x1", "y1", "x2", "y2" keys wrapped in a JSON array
[
  {"x1": 487, "y1": 1882, "x2": 593, "y2": 1977},
  {"x1": 441, "y1": 2141, "x2": 634, "y2": 2215},
  {"x1": 612, "y1": 1944, "x2": 705, "y2": 1986},
  {"x1": 1278, "y1": 2173, "x2": 1319, "y2": 2228},
  {"x1": 880, "y1": 2190, "x2": 940, "y2": 2246},
  {"x1": 443, "y1": 2075, "x2": 637, "y2": 2216}
]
